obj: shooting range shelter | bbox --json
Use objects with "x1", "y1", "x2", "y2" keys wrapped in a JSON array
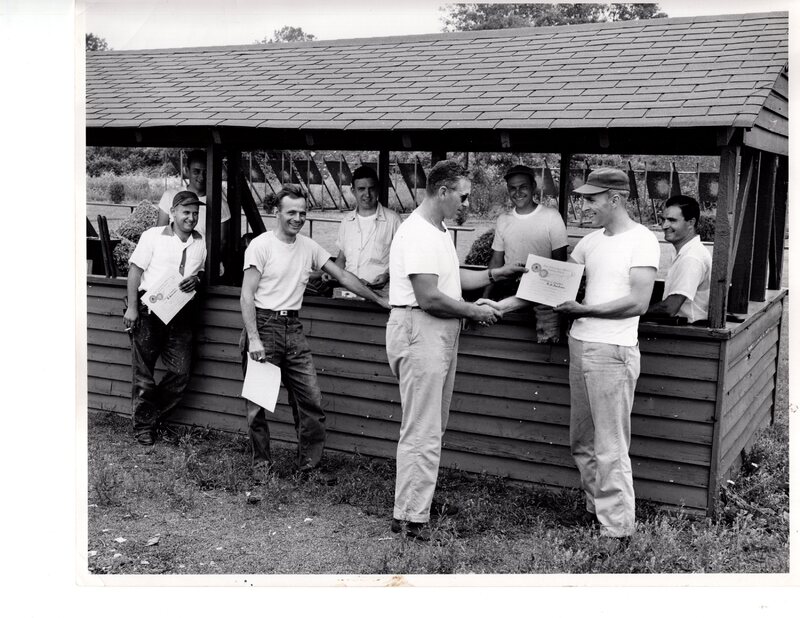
[{"x1": 86, "y1": 11, "x2": 788, "y2": 514}]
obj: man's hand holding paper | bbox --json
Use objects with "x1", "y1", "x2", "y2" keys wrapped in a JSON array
[{"x1": 142, "y1": 271, "x2": 196, "y2": 324}]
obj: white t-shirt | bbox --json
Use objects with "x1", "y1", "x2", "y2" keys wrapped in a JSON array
[
  {"x1": 129, "y1": 225, "x2": 207, "y2": 292},
  {"x1": 389, "y1": 211, "x2": 461, "y2": 307},
  {"x1": 491, "y1": 204, "x2": 568, "y2": 266},
  {"x1": 663, "y1": 235, "x2": 712, "y2": 323},
  {"x1": 243, "y1": 231, "x2": 331, "y2": 311},
  {"x1": 158, "y1": 188, "x2": 231, "y2": 237},
  {"x1": 336, "y1": 204, "x2": 401, "y2": 282},
  {"x1": 569, "y1": 224, "x2": 660, "y2": 346}
]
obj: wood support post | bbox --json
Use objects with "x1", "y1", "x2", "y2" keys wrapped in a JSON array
[
  {"x1": 205, "y1": 144, "x2": 223, "y2": 285},
  {"x1": 707, "y1": 146, "x2": 738, "y2": 328},
  {"x1": 749, "y1": 154, "x2": 778, "y2": 301},
  {"x1": 431, "y1": 150, "x2": 447, "y2": 166},
  {"x1": 768, "y1": 155, "x2": 788, "y2": 289},
  {"x1": 558, "y1": 153, "x2": 571, "y2": 224},
  {"x1": 378, "y1": 150, "x2": 390, "y2": 208},
  {"x1": 226, "y1": 150, "x2": 242, "y2": 283},
  {"x1": 728, "y1": 151, "x2": 760, "y2": 314}
]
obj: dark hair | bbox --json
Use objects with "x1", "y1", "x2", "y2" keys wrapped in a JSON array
[
  {"x1": 275, "y1": 184, "x2": 307, "y2": 210},
  {"x1": 426, "y1": 160, "x2": 467, "y2": 196},
  {"x1": 664, "y1": 195, "x2": 700, "y2": 229},
  {"x1": 185, "y1": 149, "x2": 206, "y2": 168},
  {"x1": 352, "y1": 165, "x2": 379, "y2": 185}
]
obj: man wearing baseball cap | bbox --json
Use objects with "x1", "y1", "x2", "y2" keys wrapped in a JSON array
[
  {"x1": 556, "y1": 167, "x2": 659, "y2": 541},
  {"x1": 486, "y1": 164, "x2": 568, "y2": 296},
  {"x1": 123, "y1": 190, "x2": 207, "y2": 446},
  {"x1": 485, "y1": 163, "x2": 569, "y2": 342}
]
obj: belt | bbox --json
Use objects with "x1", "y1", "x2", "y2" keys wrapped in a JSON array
[
  {"x1": 391, "y1": 305, "x2": 421, "y2": 310},
  {"x1": 258, "y1": 308, "x2": 299, "y2": 317}
]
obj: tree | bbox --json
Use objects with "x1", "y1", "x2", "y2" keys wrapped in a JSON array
[
  {"x1": 255, "y1": 26, "x2": 316, "y2": 44},
  {"x1": 441, "y1": 3, "x2": 667, "y2": 31},
  {"x1": 86, "y1": 33, "x2": 110, "y2": 51}
]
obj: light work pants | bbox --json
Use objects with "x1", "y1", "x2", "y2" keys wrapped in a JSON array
[
  {"x1": 568, "y1": 335, "x2": 640, "y2": 538},
  {"x1": 386, "y1": 307, "x2": 460, "y2": 523}
]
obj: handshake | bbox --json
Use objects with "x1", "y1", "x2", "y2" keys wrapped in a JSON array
[{"x1": 470, "y1": 298, "x2": 505, "y2": 327}]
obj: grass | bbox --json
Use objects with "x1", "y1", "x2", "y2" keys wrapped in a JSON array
[{"x1": 87, "y1": 300, "x2": 789, "y2": 576}]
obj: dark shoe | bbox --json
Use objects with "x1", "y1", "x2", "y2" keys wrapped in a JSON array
[
  {"x1": 135, "y1": 431, "x2": 155, "y2": 446},
  {"x1": 431, "y1": 500, "x2": 460, "y2": 519},
  {"x1": 391, "y1": 518, "x2": 431, "y2": 542}
]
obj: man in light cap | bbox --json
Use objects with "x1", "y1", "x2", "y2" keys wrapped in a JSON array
[
  {"x1": 123, "y1": 190, "x2": 207, "y2": 446},
  {"x1": 550, "y1": 167, "x2": 659, "y2": 540},
  {"x1": 486, "y1": 164, "x2": 568, "y2": 298},
  {"x1": 485, "y1": 163, "x2": 569, "y2": 342}
]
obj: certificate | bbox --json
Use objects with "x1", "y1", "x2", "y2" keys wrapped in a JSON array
[
  {"x1": 515, "y1": 255, "x2": 584, "y2": 307},
  {"x1": 142, "y1": 272, "x2": 195, "y2": 324},
  {"x1": 242, "y1": 356, "x2": 282, "y2": 413}
]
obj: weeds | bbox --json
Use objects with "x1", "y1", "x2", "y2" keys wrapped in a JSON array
[{"x1": 87, "y1": 405, "x2": 788, "y2": 575}]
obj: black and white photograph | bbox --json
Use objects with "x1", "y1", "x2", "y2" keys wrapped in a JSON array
[{"x1": 4, "y1": 0, "x2": 797, "y2": 613}]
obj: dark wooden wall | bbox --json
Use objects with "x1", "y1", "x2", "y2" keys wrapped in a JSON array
[{"x1": 87, "y1": 277, "x2": 785, "y2": 514}]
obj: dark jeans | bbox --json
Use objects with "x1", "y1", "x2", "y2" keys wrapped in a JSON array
[
  {"x1": 129, "y1": 302, "x2": 194, "y2": 436},
  {"x1": 240, "y1": 310, "x2": 326, "y2": 470}
]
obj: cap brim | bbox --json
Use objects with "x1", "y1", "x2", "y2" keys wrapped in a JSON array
[{"x1": 572, "y1": 184, "x2": 609, "y2": 195}]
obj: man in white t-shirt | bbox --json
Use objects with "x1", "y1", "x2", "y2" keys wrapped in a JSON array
[
  {"x1": 123, "y1": 191, "x2": 207, "y2": 446},
  {"x1": 326, "y1": 165, "x2": 402, "y2": 298},
  {"x1": 156, "y1": 149, "x2": 231, "y2": 268},
  {"x1": 386, "y1": 161, "x2": 525, "y2": 542},
  {"x1": 556, "y1": 168, "x2": 659, "y2": 540},
  {"x1": 485, "y1": 164, "x2": 568, "y2": 299},
  {"x1": 240, "y1": 185, "x2": 390, "y2": 482},
  {"x1": 646, "y1": 195, "x2": 711, "y2": 324}
]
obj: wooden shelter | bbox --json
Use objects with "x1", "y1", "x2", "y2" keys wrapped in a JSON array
[{"x1": 86, "y1": 11, "x2": 788, "y2": 515}]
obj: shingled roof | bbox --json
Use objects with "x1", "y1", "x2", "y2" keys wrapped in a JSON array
[{"x1": 86, "y1": 11, "x2": 787, "y2": 141}]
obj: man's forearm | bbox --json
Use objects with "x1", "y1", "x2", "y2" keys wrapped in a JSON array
[
  {"x1": 418, "y1": 291, "x2": 481, "y2": 320},
  {"x1": 240, "y1": 294, "x2": 261, "y2": 342},
  {"x1": 496, "y1": 295, "x2": 530, "y2": 314},
  {"x1": 582, "y1": 294, "x2": 650, "y2": 319},
  {"x1": 337, "y1": 270, "x2": 384, "y2": 305},
  {"x1": 127, "y1": 266, "x2": 142, "y2": 307}
]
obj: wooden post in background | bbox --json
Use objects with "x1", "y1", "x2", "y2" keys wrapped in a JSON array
[
  {"x1": 378, "y1": 149, "x2": 390, "y2": 208},
  {"x1": 431, "y1": 150, "x2": 447, "y2": 166},
  {"x1": 558, "y1": 153, "x2": 571, "y2": 224},
  {"x1": 768, "y1": 155, "x2": 788, "y2": 290},
  {"x1": 205, "y1": 144, "x2": 223, "y2": 285},
  {"x1": 728, "y1": 151, "x2": 760, "y2": 314},
  {"x1": 226, "y1": 150, "x2": 242, "y2": 283},
  {"x1": 707, "y1": 146, "x2": 739, "y2": 328},
  {"x1": 749, "y1": 154, "x2": 778, "y2": 301}
]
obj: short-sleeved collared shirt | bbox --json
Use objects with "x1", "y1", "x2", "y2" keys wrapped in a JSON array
[
  {"x1": 336, "y1": 204, "x2": 402, "y2": 282},
  {"x1": 663, "y1": 235, "x2": 712, "y2": 323},
  {"x1": 243, "y1": 231, "x2": 331, "y2": 311},
  {"x1": 389, "y1": 211, "x2": 461, "y2": 307},
  {"x1": 129, "y1": 224, "x2": 207, "y2": 292}
]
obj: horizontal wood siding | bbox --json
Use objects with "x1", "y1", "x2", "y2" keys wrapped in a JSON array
[
  {"x1": 87, "y1": 278, "x2": 723, "y2": 511},
  {"x1": 718, "y1": 294, "x2": 784, "y2": 479}
]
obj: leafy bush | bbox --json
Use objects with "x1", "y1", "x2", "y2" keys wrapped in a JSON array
[
  {"x1": 109, "y1": 181, "x2": 125, "y2": 204},
  {"x1": 115, "y1": 201, "x2": 159, "y2": 243},
  {"x1": 87, "y1": 173, "x2": 174, "y2": 203},
  {"x1": 112, "y1": 237, "x2": 136, "y2": 276},
  {"x1": 697, "y1": 212, "x2": 716, "y2": 242},
  {"x1": 464, "y1": 229, "x2": 495, "y2": 266}
]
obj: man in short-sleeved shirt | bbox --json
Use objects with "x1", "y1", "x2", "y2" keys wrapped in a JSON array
[
  {"x1": 240, "y1": 185, "x2": 389, "y2": 481},
  {"x1": 559, "y1": 168, "x2": 659, "y2": 540},
  {"x1": 497, "y1": 168, "x2": 659, "y2": 539},
  {"x1": 386, "y1": 161, "x2": 525, "y2": 542},
  {"x1": 330, "y1": 165, "x2": 401, "y2": 298},
  {"x1": 647, "y1": 195, "x2": 711, "y2": 323},
  {"x1": 123, "y1": 191, "x2": 207, "y2": 446}
]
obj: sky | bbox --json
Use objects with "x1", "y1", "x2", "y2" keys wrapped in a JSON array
[{"x1": 82, "y1": 0, "x2": 791, "y2": 51}]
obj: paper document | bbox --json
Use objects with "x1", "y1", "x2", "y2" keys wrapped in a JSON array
[
  {"x1": 515, "y1": 255, "x2": 585, "y2": 307},
  {"x1": 142, "y1": 272, "x2": 195, "y2": 324},
  {"x1": 242, "y1": 356, "x2": 282, "y2": 413}
]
